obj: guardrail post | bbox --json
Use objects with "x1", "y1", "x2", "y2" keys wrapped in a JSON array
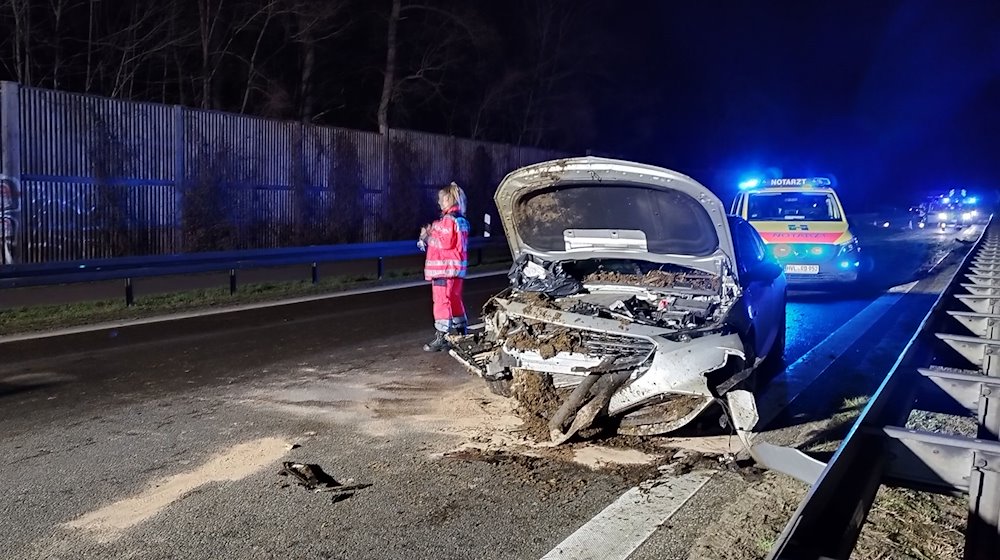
[
  {"x1": 124, "y1": 277, "x2": 134, "y2": 306},
  {"x1": 311, "y1": 262, "x2": 319, "y2": 284},
  {"x1": 229, "y1": 268, "x2": 237, "y2": 295},
  {"x1": 377, "y1": 257, "x2": 384, "y2": 280}
]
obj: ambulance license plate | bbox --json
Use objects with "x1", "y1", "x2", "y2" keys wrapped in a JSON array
[{"x1": 785, "y1": 264, "x2": 820, "y2": 274}]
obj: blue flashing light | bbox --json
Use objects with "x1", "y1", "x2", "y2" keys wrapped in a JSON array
[
  {"x1": 739, "y1": 178, "x2": 761, "y2": 190},
  {"x1": 967, "y1": 196, "x2": 978, "y2": 204},
  {"x1": 839, "y1": 261, "x2": 850, "y2": 269},
  {"x1": 942, "y1": 197, "x2": 951, "y2": 204},
  {"x1": 853, "y1": 261, "x2": 860, "y2": 268}
]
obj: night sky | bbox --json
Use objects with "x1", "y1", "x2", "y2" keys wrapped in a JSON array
[{"x1": 594, "y1": 1, "x2": 1000, "y2": 208}]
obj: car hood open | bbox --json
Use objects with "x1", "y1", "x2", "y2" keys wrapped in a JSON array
[{"x1": 494, "y1": 157, "x2": 737, "y2": 276}]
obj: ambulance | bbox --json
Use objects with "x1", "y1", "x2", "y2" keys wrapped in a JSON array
[{"x1": 731, "y1": 177, "x2": 860, "y2": 283}]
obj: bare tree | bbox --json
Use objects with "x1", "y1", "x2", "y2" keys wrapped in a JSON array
[
  {"x1": 469, "y1": 69, "x2": 523, "y2": 140},
  {"x1": 377, "y1": 0, "x2": 489, "y2": 133},
  {"x1": 377, "y1": 0, "x2": 400, "y2": 134},
  {"x1": 84, "y1": 0, "x2": 98, "y2": 91},
  {"x1": 47, "y1": 0, "x2": 80, "y2": 89},
  {"x1": 7, "y1": 0, "x2": 31, "y2": 85},
  {"x1": 239, "y1": 0, "x2": 282, "y2": 112},
  {"x1": 196, "y1": 0, "x2": 226, "y2": 109},
  {"x1": 282, "y1": 0, "x2": 352, "y2": 123}
]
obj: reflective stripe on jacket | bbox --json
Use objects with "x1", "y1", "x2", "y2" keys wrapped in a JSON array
[{"x1": 424, "y1": 206, "x2": 470, "y2": 280}]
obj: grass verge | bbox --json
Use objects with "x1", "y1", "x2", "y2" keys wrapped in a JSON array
[{"x1": 0, "y1": 262, "x2": 511, "y2": 336}]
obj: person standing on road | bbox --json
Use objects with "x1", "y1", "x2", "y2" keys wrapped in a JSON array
[{"x1": 418, "y1": 182, "x2": 470, "y2": 352}]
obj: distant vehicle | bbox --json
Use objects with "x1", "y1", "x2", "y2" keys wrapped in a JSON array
[
  {"x1": 731, "y1": 178, "x2": 860, "y2": 284},
  {"x1": 928, "y1": 195, "x2": 982, "y2": 230}
]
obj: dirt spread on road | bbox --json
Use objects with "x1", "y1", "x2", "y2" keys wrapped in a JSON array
[
  {"x1": 65, "y1": 437, "x2": 292, "y2": 543},
  {"x1": 443, "y1": 446, "x2": 660, "y2": 492},
  {"x1": 570, "y1": 445, "x2": 657, "y2": 469}
]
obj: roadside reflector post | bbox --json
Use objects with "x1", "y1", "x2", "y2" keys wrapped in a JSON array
[
  {"x1": 229, "y1": 268, "x2": 237, "y2": 295},
  {"x1": 125, "y1": 277, "x2": 134, "y2": 307},
  {"x1": 311, "y1": 262, "x2": 319, "y2": 284},
  {"x1": 377, "y1": 257, "x2": 384, "y2": 280}
]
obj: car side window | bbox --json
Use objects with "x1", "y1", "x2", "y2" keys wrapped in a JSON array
[
  {"x1": 746, "y1": 224, "x2": 771, "y2": 263},
  {"x1": 730, "y1": 217, "x2": 765, "y2": 272}
]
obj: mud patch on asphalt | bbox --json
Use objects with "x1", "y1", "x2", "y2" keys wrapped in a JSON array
[
  {"x1": 571, "y1": 445, "x2": 657, "y2": 469},
  {"x1": 442, "y1": 446, "x2": 659, "y2": 497}
]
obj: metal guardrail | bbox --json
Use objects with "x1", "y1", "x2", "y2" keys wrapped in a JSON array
[
  {"x1": 0, "y1": 237, "x2": 504, "y2": 305},
  {"x1": 767, "y1": 217, "x2": 998, "y2": 560}
]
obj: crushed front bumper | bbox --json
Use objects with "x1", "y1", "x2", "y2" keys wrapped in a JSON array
[{"x1": 453, "y1": 298, "x2": 748, "y2": 429}]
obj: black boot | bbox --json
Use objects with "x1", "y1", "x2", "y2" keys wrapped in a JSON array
[{"x1": 423, "y1": 331, "x2": 449, "y2": 352}]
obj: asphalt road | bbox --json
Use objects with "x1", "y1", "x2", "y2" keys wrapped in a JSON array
[{"x1": 0, "y1": 225, "x2": 978, "y2": 560}]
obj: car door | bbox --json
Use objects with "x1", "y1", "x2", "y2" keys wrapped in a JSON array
[
  {"x1": 747, "y1": 222, "x2": 787, "y2": 347},
  {"x1": 730, "y1": 216, "x2": 784, "y2": 358}
]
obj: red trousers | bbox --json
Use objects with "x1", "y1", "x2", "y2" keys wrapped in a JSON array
[{"x1": 432, "y1": 278, "x2": 466, "y2": 332}]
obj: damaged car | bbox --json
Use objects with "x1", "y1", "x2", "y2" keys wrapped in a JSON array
[{"x1": 450, "y1": 157, "x2": 787, "y2": 444}]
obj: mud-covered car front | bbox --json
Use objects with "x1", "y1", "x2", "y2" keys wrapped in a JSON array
[{"x1": 450, "y1": 158, "x2": 766, "y2": 443}]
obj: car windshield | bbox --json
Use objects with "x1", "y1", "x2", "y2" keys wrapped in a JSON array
[
  {"x1": 514, "y1": 183, "x2": 720, "y2": 256},
  {"x1": 747, "y1": 192, "x2": 842, "y2": 221}
]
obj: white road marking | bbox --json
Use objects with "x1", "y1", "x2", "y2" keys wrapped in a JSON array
[
  {"x1": 0, "y1": 270, "x2": 507, "y2": 345},
  {"x1": 888, "y1": 280, "x2": 920, "y2": 293},
  {"x1": 539, "y1": 470, "x2": 713, "y2": 560}
]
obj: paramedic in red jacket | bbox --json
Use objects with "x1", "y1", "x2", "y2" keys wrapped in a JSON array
[{"x1": 418, "y1": 182, "x2": 471, "y2": 352}]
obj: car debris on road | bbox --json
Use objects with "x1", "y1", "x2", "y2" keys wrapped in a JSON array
[{"x1": 278, "y1": 462, "x2": 371, "y2": 502}]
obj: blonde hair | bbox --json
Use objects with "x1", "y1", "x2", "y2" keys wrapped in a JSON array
[{"x1": 439, "y1": 182, "x2": 467, "y2": 214}]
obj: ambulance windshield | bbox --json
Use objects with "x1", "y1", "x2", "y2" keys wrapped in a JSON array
[{"x1": 747, "y1": 192, "x2": 842, "y2": 221}]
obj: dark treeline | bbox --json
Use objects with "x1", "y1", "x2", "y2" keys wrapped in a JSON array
[{"x1": 0, "y1": 0, "x2": 606, "y2": 150}]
